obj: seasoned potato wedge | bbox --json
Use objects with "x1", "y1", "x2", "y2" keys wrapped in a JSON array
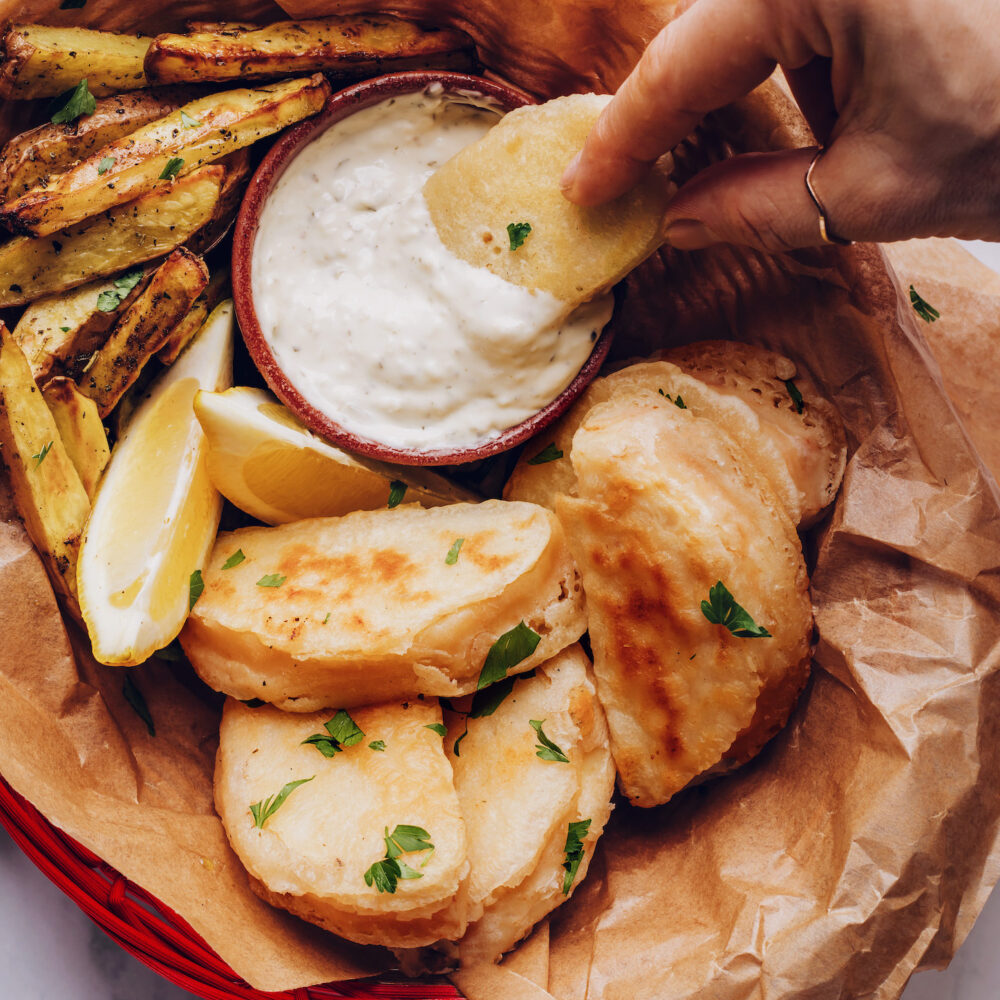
[
  {"x1": 41, "y1": 377, "x2": 110, "y2": 500},
  {"x1": 425, "y1": 94, "x2": 672, "y2": 307},
  {"x1": 10, "y1": 269, "x2": 152, "y2": 382},
  {"x1": 0, "y1": 87, "x2": 202, "y2": 202},
  {"x1": 184, "y1": 148, "x2": 252, "y2": 258},
  {"x1": 1, "y1": 76, "x2": 329, "y2": 238},
  {"x1": 158, "y1": 267, "x2": 230, "y2": 364},
  {"x1": 0, "y1": 328, "x2": 90, "y2": 608},
  {"x1": 0, "y1": 25, "x2": 149, "y2": 99},
  {"x1": 77, "y1": 248, "x2": 208, "y2": 416},
  {"x1": 217, "y1": 698, "x2": 469, "y2": 949},
  {"x1": 0, "y1": 164, "x2": 222, "y2": 308},
  {"x1": 145, "y1": 15, "x2": 475, "y2": 85}
]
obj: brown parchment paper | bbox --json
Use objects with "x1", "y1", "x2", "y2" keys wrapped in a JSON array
[{"x1": 3, "y1": 1, "x2": 1000, "y2": 998}]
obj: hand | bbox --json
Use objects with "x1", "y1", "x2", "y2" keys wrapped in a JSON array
[{"x1": 560, "y1": 0, "x2": 1000, "y2": 251}]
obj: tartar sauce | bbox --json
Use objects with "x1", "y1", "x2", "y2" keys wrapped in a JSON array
[{"x1": 252, "y1": 89, "x2": 612, "y2": 452}]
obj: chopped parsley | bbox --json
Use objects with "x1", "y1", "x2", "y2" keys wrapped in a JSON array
[
  {"x1": 31, "y1": 440, "x2": 53, "y2": 469},
  {"x1": 701, "y1": 580, "x2": 771, "y2": 638},
  {"x1": 445, "y1": 537, "x2": 464, "y2": 565},
  {"x1": 97, "y1": 155, "x2": 115, "y2": 175},
  {"x1": 477, "y1": 621, "x2": 541, "y2": 690},
  {"x1": 507, "y1": 221, "x2": 532, "y2": 251},
  {"x1": 256, "y1": 573, "x2": 285, "y2": 588},
  {"x1": 783, "y1": 378, "x2": 804, "y2": 413},
  {"x1": 387, "y1": 480, "x2": 407, "y2": 508},
  {"x1": 180, "y1": 109, "x2": 202, "y2": 128},
  {"x1": 562, "y1": 819, "x2": 591, "y2": 894},
  {"x1": 364, "y1": 824, "x2": 434, "y2": 893},
  {"x1": 96, "y1": 268, "x2": 144, "y2": 311},
  {"x1": 368, "y1": 740, "x2": 386, "y2": 751},
  {"x1": 159, "y1": 156, "x2": 185, "y2": 181},
  {"x1": 424, "y1": 723, "x2": 446, "y2": 737},
  {"x1": 249, "y1": 777, "x2": 313, "y2": 829},
  {"x1": 188, "y1": 569, "x2": 204, "y2": 610},
  {"x1": 322, "y1": 612, "x2": 331, "y2": 624},
  {"x1": 527, "y1": 442, "x2": 563, "y2": 465},
  {"x1": 60, "y1": 326, "x2": 71, "y2": 332},
  {"x1": 302, "y1": 709, "x2": 365, "y2": 757},
  {"x1": 222, "y1": 548, "x2": 245, "y2": 570},
  {"x1": 122, "y1": 674, "x2": 155, "y2": 737},
  {"x1": 530, "y1": 719, "x2": 569, "y2": 762},
  {"x1": 909, "y1": 285, "x2": 940, "y2": 323},
  {"x1": 657, "y1": 388, "x2": 686, "y2": 409},
  {"x1": 49, "y1": 79, "x2": 96, "y2": 125}
]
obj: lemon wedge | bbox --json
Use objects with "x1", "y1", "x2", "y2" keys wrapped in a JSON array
[
  {"x1": 193, "y1": 386, "x2": 478, "y2": 525},
  {"x1": 77, "y1": 301, "x2": 234, "y2": 665}
]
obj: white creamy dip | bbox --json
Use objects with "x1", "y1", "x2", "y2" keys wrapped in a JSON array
[{"x1": 252, "y1": 89, "x2": 613, "y2": 452}]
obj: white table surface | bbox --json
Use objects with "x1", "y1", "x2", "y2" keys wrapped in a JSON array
[{"x1": 3, "y1": 239, "x2": 999, "y2": 1000}]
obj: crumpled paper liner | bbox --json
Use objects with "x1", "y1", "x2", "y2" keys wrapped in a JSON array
[{"x1": 2, "y1": 1, "x2": 1000, "y2": 998}]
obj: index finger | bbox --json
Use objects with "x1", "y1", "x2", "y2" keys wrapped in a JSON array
[{"x1": 562, "y1": 0, "x2": 797, "y2": 205}]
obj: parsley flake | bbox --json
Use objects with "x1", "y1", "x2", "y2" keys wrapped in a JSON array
[
  {"x1": 222, "y1": 548, "x2": 245, "y2": 570},
  {"x1": 31, "y1": 440, "x2": 53, "y2": 469},
  {"x1": 387, "y1": 480, "x2": 407, "y2": 508},
  {"x1": 60, "y1": 326, "x2": 71, "y2": 332},
  {"x1": 477, "y1": 621, "x2": 540, "y2": 690},
  {"x1": 527, "y1": 442, "x2": 562, "y2": 465},
  {"x1": 783, "y1": 379, "x2": 804, "y2": 413},
  {"x1": 322, "y1": 612, "x2": 331, "y2": 624},
  {"x1": 530, "y1": 719, "x2": 569, "y2": 763},
  {"x1": 507, "y1": 221, "x2": 532, "y2": 251},
  {"x1": 188, "y1": 569, "x2": 204, "y2": 610},
  {"x1": 159, "y1": 156, "x2": 185, "y2": 181},
  {"x1": 424, "y1": 723, "x2": 446, "y2": 737},
  {"x1": 453, "y1": 728, "x2": 469, "y2": 757},
  {"x1": 256, "y1": 573, "x2": 285, "y2": 588},
  {"x1": 364, "y1": 824, "x2": 433, "y2": 893},
  {"x1": 657, "y1": 388, "x2": 687, "y2": 409},
  {"x1": 49, "y1": 79, "x2": 96, "y2": 125},
  {"x1": 368, "y1": 740, "x2": 386, "y2": 751},
  {"x1": 302, "y1": 709, "x2": 365, "y2": 757},
  {"x1": 562, "y1": 819, "x2": 591, "y2": 894},
  {"x1": 122, "y1": 674, "x2": 155, "y2": 737},
  {"x1": 700, "y1": 581, "x2": 771, "y2": 638},
  {"x1": 445, "y1": 537, "x2": 464, "y2": 565},
  {"x1": 909, "y1": 285, "x2": 940, "y2": 323},
  {"x1": 180, "y1": 109, "x2": 202, "y2": 128},
  {"x1": 96, "y1": 268, "x2": 143, "y2": 311},
  {"x1": 249, "y1": 777, "x2": 313, "y2": 829}
]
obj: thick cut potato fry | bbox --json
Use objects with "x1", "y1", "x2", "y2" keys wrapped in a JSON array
[
  {"x1": 425, "y1": 93, "x2": 673, "y2": 306},
  {"x1": 1, "y1": 76, "x2": 329, "y2": 238},
  {"x1": 0, "y1": 25, "x2": 149, "y2": 99},
  {"x1": 0, "y1": 164, "x2": 222, "y2": 308},
  {"x1": 145, "y1": 15, "x2": 475, "y2": 85},
  {"x1": 10, "y1": 270, "x2": 152, "y2": 382},
  {"x1": 0, "y1": 87, "x2": 202, "y2": 202},
  {"x1": 41, "y1": 377, "x2": 110, "y2": 500},
  {"x1": 77, "y1": 247, "x2": 208, "y2": 417},
  {"x1": 0, "y1": 328, "x2": 90, "y2": 608},
  {"x1": 184, "y1": 148, "x2": 252, "y2": 258},
  {"x1": 158, "y1": 267, "x2": 230, "y2": 364}
]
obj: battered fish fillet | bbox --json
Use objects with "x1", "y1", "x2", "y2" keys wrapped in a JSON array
[
  {"x1": 180, "y1": 501, "x2": 585, "y2": 711},
  {"x1": 396, "y1": 644, "x2": 615, "y2": 970},
  {"x1": 658, "y1": 340, "x2": 846, "y2": 526},
  {"x1": 506, "y1": 347, "x2": 845, "y2": 528},
  {"x1": 424, "y1": 93, "x2": 672, "y2": 307},
  {"x1": 216, "y1": 698, "x2": 468, "y2": 948},
  {"x1": 556, "y1": 392, "x2": 813, "y2": 807}
]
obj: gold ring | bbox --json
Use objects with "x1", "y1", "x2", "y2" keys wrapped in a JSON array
[{"x1": 804, "y1": 148, "x2": 853, "y2": 247}]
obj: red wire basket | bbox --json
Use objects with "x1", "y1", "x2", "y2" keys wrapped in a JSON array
[{"x1": 0, "y1": 774, "x2": 463, "y2": 1000}]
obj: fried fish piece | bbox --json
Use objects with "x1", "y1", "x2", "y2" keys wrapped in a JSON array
[
  {"x1": 181, "y1": 501, "x2": 586, "y2": 711},
  {"x1": 658, "y1": 340, "x2": 846, "y2": 526},
  {"x1": 556, "y1": 392, "x2": 813, "y2": 807},
  {"x1": 216, "y1": 697, "x2": 469, "y2": 948},
  {"x1": 424, "y1": 93, "x2": 672, "y2": 308}
]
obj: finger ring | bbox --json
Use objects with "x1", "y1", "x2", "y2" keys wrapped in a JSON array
[{"x1": 805, "y1": 148, "x2": 853, "y2": 247}]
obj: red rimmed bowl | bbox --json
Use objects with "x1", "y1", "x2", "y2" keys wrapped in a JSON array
[{"x1": 231, "y1": 70, "x2": 616, "y2": 467}]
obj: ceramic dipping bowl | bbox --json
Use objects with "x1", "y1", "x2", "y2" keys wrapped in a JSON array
[{"x1": 232, "y1": 70, "x2": 616, "y2": 466}]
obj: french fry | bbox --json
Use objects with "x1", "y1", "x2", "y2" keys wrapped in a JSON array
[
  {"x1": 144, "y1": 15, "x2": 476, "y2": 85},
  {"x1": 42, "y1": 377, "x2": 110, "y2": 500},
  {"x1": 184, "y1": 147, "x2": 252, "y2": 257},
  {"x1": 184, "y1": 22, "x2": 262, "y2": 34},
  {"x1": 158, "y1": 267, "x2": 230, "y2": 364},
  {"x1": 77, "y1": 247, "x2": 208, "y2": 417},
  {"x1": 0, "y1": 164, "x2": 223, "y2": 308},
  {"x1": 0, "y1": 87, "x2": 203, "y2": 202},
  {"x1": 10, "y1": 270, "x2": 153, "y2": 382},
  {"x1": 0, "y1": 75, "x2": 330, "y2": 238},
  {"x1": 0, "y1": 25, "x2": 149, "y2": 100},
  {"x1": 0, "y1": 326, "x2": 90, "y2": 608}
]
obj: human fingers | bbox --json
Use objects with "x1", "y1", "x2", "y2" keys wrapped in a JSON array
[{"x1": 562, "y1": 0, "x2": 798, "y2": 206}]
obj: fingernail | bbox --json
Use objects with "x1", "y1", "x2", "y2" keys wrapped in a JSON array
[
  {"x1": 560, "y1": 152, "x2": 581, "y2": 193},
  {"x1": 662, "y1": 219, "x2": 715, "y2": 250}
]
